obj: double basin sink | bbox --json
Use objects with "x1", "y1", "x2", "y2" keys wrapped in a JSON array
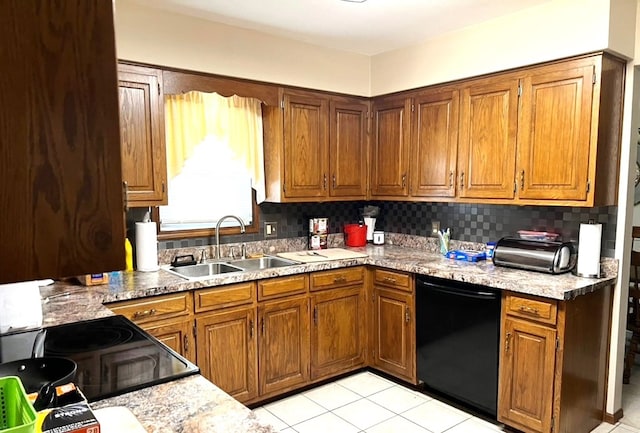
[{"x1": 167, "y1": 256, "x2": 300, "y2": 280}]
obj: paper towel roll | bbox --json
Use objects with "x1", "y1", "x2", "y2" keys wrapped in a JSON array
[
  {"x1": 135, "y1": 222, "x2": 159, "y2": 272},
  {"x1": 576, "y1": 223, "x2": 602, "y2": 278}
]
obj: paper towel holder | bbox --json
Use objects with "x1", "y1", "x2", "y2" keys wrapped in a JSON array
[{"x1": 573, "y1": 220, "x2": 602, "y2": 279}]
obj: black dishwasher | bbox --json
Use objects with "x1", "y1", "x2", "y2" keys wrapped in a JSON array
[{"x1": 416, "y1": 275, "x2": 500, "y2": 417}]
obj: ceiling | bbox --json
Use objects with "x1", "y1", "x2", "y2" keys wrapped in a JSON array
[{"x1": 127, "y1": 0, "x2": 551, "y2": 56}]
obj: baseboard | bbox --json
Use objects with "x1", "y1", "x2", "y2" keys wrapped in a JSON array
[{"x1": 604, "y1": 408, "x2": 624, "y2": 424}]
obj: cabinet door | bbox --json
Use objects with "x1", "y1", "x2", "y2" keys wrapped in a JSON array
[
  {"x1": 329, "y1": 99, "x2": 368, "y2": 198},
  {"x1": 258, "y1": 296, "x2": 310, "y2": 396},
  {"x1": 458, "y1": 76, "x2": 518, "y2": 199},
  {"x1": 311, "y1": 286, "x2": 365, "y2": 380},
  {"x1": 0, "y1": 0, "x2": 125, "y2": 283},
  {"x1": 373, "y1": 287, "x2": 415, "y2": 382},
  {"x1": 411, "y1": 88, "x2": 459, "y2": 198},
  {"x1": 371, "y1": 97, "x2": 411, "y2": 197},
  {"x1": 196, "y1": 307, "x2": 258, "y2": 403},
  {"x1": 517, "y1": 61, "x2": 595, "y2": 201},
  {"x1": 118, "y1": 64, "x2": 167, "y2": 206},
  {"x1": 498, "y1": 317, "x2": 556, "y2": 433},
  {"x1": 283, "y1": 90, "x2": 329, "y2": 198},
  {"x1": 144, "y1": 317, "x2": 196, "y2": 364}
]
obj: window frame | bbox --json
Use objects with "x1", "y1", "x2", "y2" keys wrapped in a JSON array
[{"x1": 153, "y1": 189, "x2": 260, "y2": 241}]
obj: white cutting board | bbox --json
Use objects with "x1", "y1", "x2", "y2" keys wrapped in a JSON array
[
  {"x1": 278, "y1": 248, "x2": 368, "y2": 263},
  {"x1": 94, "y1": 406, "x2": 147, "y2": 432}
]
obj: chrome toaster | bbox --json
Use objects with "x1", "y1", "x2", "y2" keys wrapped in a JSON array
[{"x1": 492, "y1": 237, "x2": 576, "y2": 274}]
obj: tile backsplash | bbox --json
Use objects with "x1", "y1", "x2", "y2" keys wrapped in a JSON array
[{"x1": 127, "y1": 201, "x2": 617, "y2": 258}]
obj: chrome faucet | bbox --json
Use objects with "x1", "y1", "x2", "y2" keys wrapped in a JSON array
[{"x1": 216, "y1": 215, "x2": 246, "y2": 259}]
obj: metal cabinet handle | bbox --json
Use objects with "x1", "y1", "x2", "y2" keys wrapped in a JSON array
[
  {"x1": 332, "y1": 175, "x2": 336, "y2": 189},
  {"x1": 333, "y1": 276, "x2": 347, "y2": 284},
  {"x1": 402, "y1": 173, "x2": 407, "y2": 188},
  {"x1": 520, "y1": 170, "x2": 525, "y2": 190},
  {"x1": 313, "y1": 306, "x2": 318, "y2": 325},
  {"x1": 249, "y1": 319, "x2": 254, "y2": 339},
  {"x1": 383, "y1": 276, "x2": 397, "y2": 284},
  {"x1": 449, "y1": 171, "x2": 453, "y2": 188},
  {"x1": 518, "y1": 305, "x2": 539, "y2": 316},
  {"x1": 505, "y1": 332, "x2": 512, "y2": 353},
  {"x1": 261, "y1": 318, "x2": 265, "y2": 336},
  {"x1": 405, "y1": 306, "x2": 410, "y2": 323},
  {"x1": 132, "y1": 308, "x2": 156, "y2": 319},
  {"x1": 460, "y1": 172, "x2": 465, "y2": 190},
  {"x1": 323, "y1": 174, "x2": 327, "y2": 190},
  {"x1": 183, "y1": 335, "x2": 189, "y2": 353}
]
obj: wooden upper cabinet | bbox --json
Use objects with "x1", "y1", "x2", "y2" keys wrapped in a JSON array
[
  {"x1": 0, "y1": 0, "x2": 125, "y2": 283},
  {"x1": 117, "y1": 64, "x2": 167, "y2": 206},
  {"x1": 516, "y1": 55, "x2": 623, "y2": 205},
  {"x1": 283, "y1": 90, "x2": 329, "y2": 198},
  {"x1": 411, "y1": 88, "x2": 459, "y2": 198},
  {"x1": 371, "y1": 97, "x2": 412, "y2": 197},
  {"x1": 329, "y1": 99, "x2": 368, "y2": 198},
  {"x1": 458, "y1": 75, "x2": 519, "y2": 199}
]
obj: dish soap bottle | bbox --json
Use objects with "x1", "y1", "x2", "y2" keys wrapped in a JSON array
[{"x1": 124, "y1": 238, "x2": 134, "y2": 271}]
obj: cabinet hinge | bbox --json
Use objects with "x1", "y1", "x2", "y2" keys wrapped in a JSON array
[
  {"x1": 517, "y1": 83, "x2": 522, "y2": 97},
  {"x1": 157, "y1": 83, "x2": 160, "y2": 95},
  {"x1": 593, "y1": 65, "x2": 597, "y2": 85},
  {"x1": 280, "y1": 99, "x2": 285, "y2": 109},
  {"x1": 283, "y1": 183, "x2": 286, "y2": 192},
  {"x1": 513, "y1": 181, "x2": 517, "y2": 194},
  {"x1": 556, "y1": 337, "x2": 560, "y2": 351},
  {"x1": 193, "y1": 323, "x2": 197, "y2": 340},
  {"x1": 586, "y1": 179, "x2": 591, "y2": 193},
  {"x1": 551, "y1": 416, "x2": 555, "y2": 433},
  {"x1": 411, "y1": 104, "x2": 415, "y2": 112}
]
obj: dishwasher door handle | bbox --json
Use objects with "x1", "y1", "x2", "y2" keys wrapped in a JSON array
[{"x1": 418, "y1": 282, "x2": 499, "y2": 300}]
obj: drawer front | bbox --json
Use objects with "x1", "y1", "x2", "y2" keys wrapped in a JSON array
[
  {"x1": 258, "y1": 274, "x2": 309, "y2": 300},
  {"x1": 373, "y1": 268, "x2": 412, "y2": 292},
  {"x1": 505, "y1": 294, "x2": 557, "y2": 325},
  {"x1": 109, "y1": 292, "x2": 192, "y2": 323},
  {"x1": 195, "y1": 282, "x2": 256, "y2": 313},
  {"x1": 310, "y1": 266, "x2": 365, "y2": 291}
]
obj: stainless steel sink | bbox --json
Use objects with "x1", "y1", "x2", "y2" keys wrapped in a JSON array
[
  {"x1": 168, "y1": 262, "x2": 244, "y2": 279},
  {"x1": 229, "y1": 256, "x2": 299, "y2": 271},
  {"x1": 166, "y1": 255, "x2": 299, "y2": 280}
]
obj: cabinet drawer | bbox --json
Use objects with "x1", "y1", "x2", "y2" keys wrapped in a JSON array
[
  {"x1": 310, "y1": 266, "x2": 365, "y2": 291},
  {"x1": 505, "y1": 293, "x2": 557, "y2": 325},
  {"x1": 109, "y1": 292, "x2": 192, "y2": 323},
  {"x1": 258, "y1": 275, "x2": 308, "y2": 300},
  {"x1": 195, "y1": 282, "x2": 256, "y2": 313},
  {"x1": 373, "y1": 268, "x2": 412, "y2": 292}
]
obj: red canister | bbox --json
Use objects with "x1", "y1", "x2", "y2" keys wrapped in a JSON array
[{"x1": 344, "y1": 224, "x2": 367, "y2": 247}]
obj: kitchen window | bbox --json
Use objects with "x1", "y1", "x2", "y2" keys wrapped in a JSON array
[{"x1": 157, "y1": 91, "x2": 264, "y2": 239}]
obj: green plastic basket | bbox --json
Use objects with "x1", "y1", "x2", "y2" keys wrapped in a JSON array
[{"x1": 0, "y1": 377, "x2": 36, "y2": 433}]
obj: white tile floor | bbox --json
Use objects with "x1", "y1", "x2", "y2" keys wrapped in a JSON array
[{"x1": 253, "y1": 371, "x2": 640, "y2": 433}]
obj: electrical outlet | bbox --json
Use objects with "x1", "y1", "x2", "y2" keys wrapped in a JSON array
[
  {"x1": 431, "y1": 221, "x2": 440, "y2": 235},
  {"x1": 264, "y1": 222, "x2": 278, "y2": 238}
]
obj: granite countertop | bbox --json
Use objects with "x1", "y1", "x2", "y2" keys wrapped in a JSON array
[{"x1": 32, "y1": 242, "x2": 617, "y2": 433}]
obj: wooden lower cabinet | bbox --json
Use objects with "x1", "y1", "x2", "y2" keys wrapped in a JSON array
[
  {"x1": 310, "y1": 286, "x2": 365, "y2": 380},
  {"x1": 498, "y1": 289, "x2": 612, "y2": 433},
  {"x1": 144, "y1": 317, "x2": 196, "y2": 364},
  {"x1": 196, "y1": 307, "x2": 258, "y2": 403},
  {"x1": 373, "y1": 285, "x2": 416, "y2": 383},
  {"x1": 499, "y1": 316, "x2": 556, "y2": 433},
  {"x1": 258, "y1": 295, "x2": 310, "y2": 397}
]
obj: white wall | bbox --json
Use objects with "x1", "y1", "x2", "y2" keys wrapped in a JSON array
[
  {"x1": 370, "y1": 0, "x2": 630, "y2": 95},
  {"x1": 114, "y1": 0, "x2": 371, "y2": 96}
]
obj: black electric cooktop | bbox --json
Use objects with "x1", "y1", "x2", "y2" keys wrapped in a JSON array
[{"x1": 0, "y1": 315, "x2": 199, "y2": 402}]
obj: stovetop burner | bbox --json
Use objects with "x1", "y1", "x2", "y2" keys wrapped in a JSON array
[
  {"x1": 0, "y1": 315, "x2": 199, "y2": 402},
  {"x1": 44, "y1": 325, "x2": 134, "y2": 355}
]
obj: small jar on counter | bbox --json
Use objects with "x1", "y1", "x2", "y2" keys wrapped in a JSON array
[{"x1": 486, "y1": 241, "x2": 496, "y2": 259}]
